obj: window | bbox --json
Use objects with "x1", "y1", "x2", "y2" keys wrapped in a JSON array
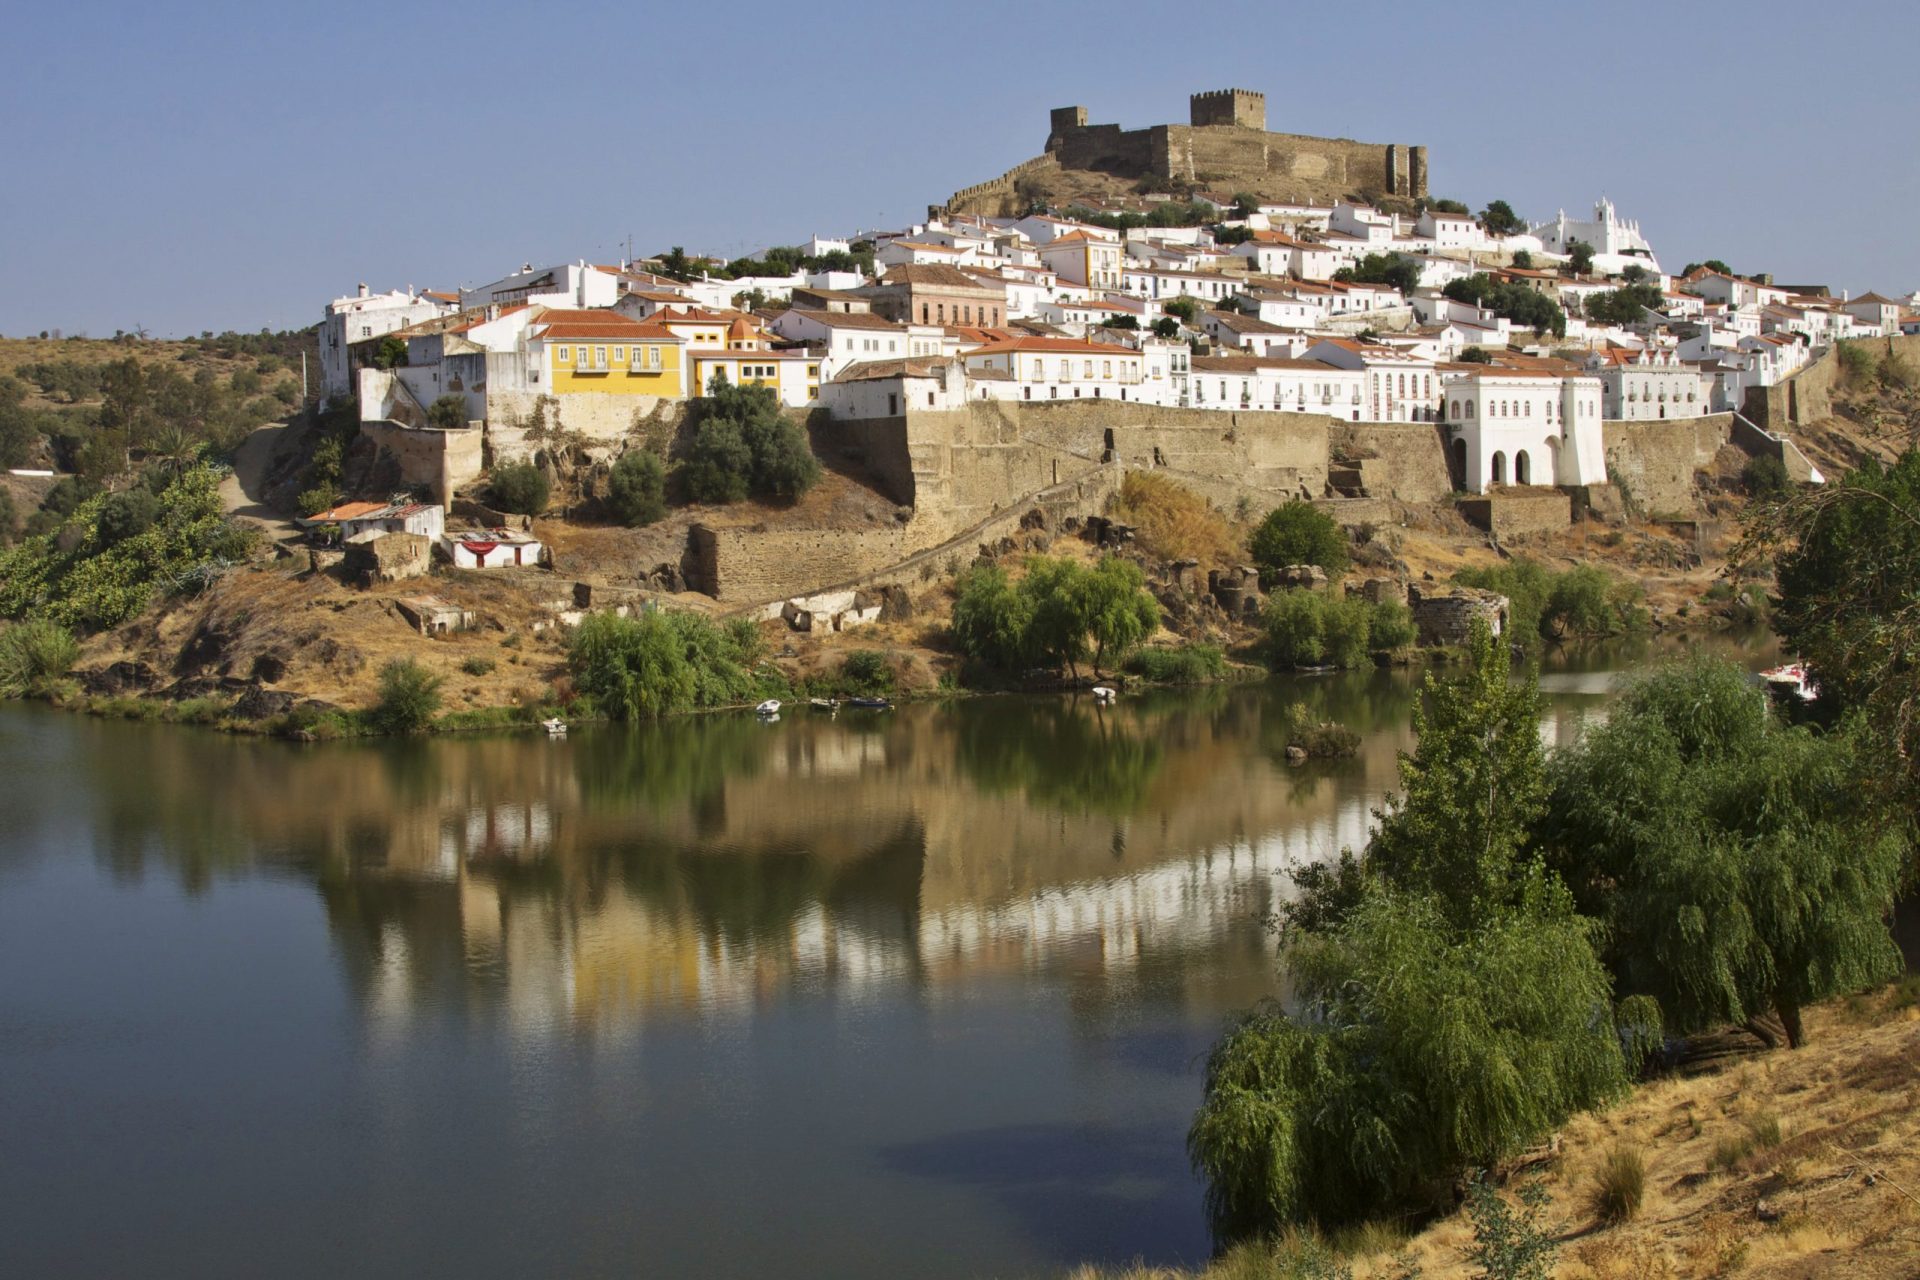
[
  {"x1": 594, "y1": 346, "x2": 607, "y2": 369},
  {"x1": 556, "y1": 346, "x2": 570, "y2": 364},
  {"x1": 360, "y1": 326, "x2": 371, "y2": 338}
]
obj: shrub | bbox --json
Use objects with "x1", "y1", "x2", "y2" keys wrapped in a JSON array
[
  {"x1": 1744, "y1": 1111, "x2": 1783, "y2": 1150},
  {"x1": 1741, "y1": 454, "x2": 1791, "y2": 498},
  {"x1": 1369, "y1": 599, "x2": 1416, "y2": 650},
  {"x1": 1588, "y1": 1145, "x2": 1646, "y2": 1225},
  {"x1": 608, "y1": 449, "x2": 668, "y2": 526},
  {"x1": 1126, "y1": 643, "x2": 1227, "y2": 683},
  {"x1": 950, "y1": 555, "x2": 1159, "y2": 678},
  {"x1": 1835, "y1": 340, "x2": 1878, "y2": 384},
  {"x1": 568, "y1": 608, "x2": 765, "y2": 720},
  {"x1": 369, "y1": 658, "x2": 443, "y2": 734},
  {"x1": 489, "y1": 462, "x2": 550, "y2": 515},
  {"x1": 951, "y1": 564, "x2": 1032, "y2": 671},
  {"x1": 1262, "y1": 590, "x2": 1376, "y2": 670},
  {"x1": 0, "y1": 619, "x2": 80, "y2": 697},
  {"x1": 839, "y1": 649, "x2": 895, "y2": 696},
  {"x1": 682, "y1": 375, "x2": 820, "y2": 504},
  {"x1": 1464, "y1": 1176, "x2": 1559, "y2": 1280},
  {"x1": 1251, "y1": 501, "x2": 1349, "y2": 585},
  {"x1": 1457, "y1": 559, "x2": 1642, "y2": 642},
  {"x1": 1106, "y1": 472, "x2": 1240, "y2": 567},
  {"x1": 426, "y1": 394, "x2": 469, "y2": 431},
  {"x1": 95, "y1": 487, "x2": 160, "y2": 546},
  {"x1": 460, "y1": 656, "x2": 496, "y2": 676}
]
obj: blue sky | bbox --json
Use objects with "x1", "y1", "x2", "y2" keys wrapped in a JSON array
[{"x1": 3, "y1": 0, "x2": 1915, "y2": 337}]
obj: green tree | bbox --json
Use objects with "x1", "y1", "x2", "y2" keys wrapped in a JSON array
[
  {"x1": 1250, "y1": 500, "x2": 1349, "y2": 585},
  {"x1": 1541, "y1": 659, "x2": 1906, "y2": 1048},
  {"x1": 683, "y1": 374, "x2": 820, "y2": 503},
  {"x1": 951, "y1": 563, "x2": 1034, "y2": 671},
  {"x1": 1152, "y1": 317, "x2": 1181, "y2": 339},
  {"x1": 1681, "y1": 259, "x2": 1731, "y2": 277},
  {"x1": 1078, "y1": 555, "x2": 1160, "y2": 674},
  {"x1": 0, "y1": 619, "x2": 80, "y2": 697},
  {"x1": 95, "y1": 487, "x2": 160, "y2": 546},
  {"x1": 682, "y1": 415, "x2": 752, "y2": 504},
  {"x1": 1367, "y1": 622, "x2": 1549, "y2": 929},
  {"x1": 489, "y1": 461, "x2": 550, "y2": 515},
  {"x1": 1584, "y1": 284, "x2": 1665, "y2": 326},
  {"x1": 608, "y1": 449, "x2": 667, "y2": 526},
  {"x1": 1567, "y1": 240, "x2": 1595, "y2": 275},
  {"x1": 370, "y1": 335, "x2": 409, "y2": 370},
  {"x1": 369, "y1": 658, "x2": 443, "y2": 734},
  {"x1": 1334, "y1": 252, "x2": 1420, "y2": 295},
  {"x1": 1443, "y1": 274, "x2": 1567, "y2": 338},
  {"x1": 1510, "y1": 249, "x2": 1534, "y2": 270},
  {"x1": 426, "y1": 394, "x2": 468, "y2": 430},
  {"x1": 1021, "y1": 556, "x2": 1092, "y2": 677},
  {"x1": 568, "y1": 609, "x2": 764, "y2": 720},
  {"x1": 1458, "y1": 346, "x2": 1494, "y2": 365},
  {"x1": 1478, "y1": 199, "x2": 1524, "y2": 237},
  {"x1": 1162, "y1": 297, "x2": 1199, "y2": 325}
]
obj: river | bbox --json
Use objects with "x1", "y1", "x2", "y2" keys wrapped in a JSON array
[{"x1": 0, "y1": 634, "x2": 1830, "y2": 1278}]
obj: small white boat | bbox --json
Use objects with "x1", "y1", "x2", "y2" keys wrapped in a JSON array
[
  {"x1": 1092, "y1": 685, "x2": 1118, "y2": 704},
  {"x1": 1761, "y1": 663, "x2": 1818, "y2": 703},
  {"x1": 541, "y1": 717, "x2": 567, "y2": 737},
  {"x1": 809, "y1": 697, "x2": 839, "y2": 711},
  {"x1": 755, "y1": 699, "x2": 782, "y2": 716}
]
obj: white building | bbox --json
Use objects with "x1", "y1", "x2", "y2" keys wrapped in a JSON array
[
  {"x1": 1589, "y1": 347, "x2": 1713, "y2": 420},
  {"x1": 299, "y1": 499, "x2": 445, "y2": 544},
  {"x1": 1188, "y1": 356, "x2": 1365, "y2": 418},
  {"x1": 458, "y1": 262, "x2": 622, "y2": 313},
  {"x1": 1414, "y1": 209, "x2": 1486, "y2": 250},
  {"x1": 770, "y1": 310, "x2": 920, "y2": 378},
  {"x1": 819, "y1": 357, "x2": 971, "y2": 419},
  {"x1": 1841, "y1": 292, "x2": 1903, "y2": 337},
  {"x1": 319, "y1": 285, "x2": 454, "y2": 401},
  {"x1": 1304, "y1": 338, "x2": 1439, "y2": 422},
  {"x1": 960, "y1": 336, "x2": 1148, "y2": 404},
  {"x1": 1442, "y1": 368, "x2": 1606, "y2": 492},
  {"x1": 1531, "y1": 199, "x2": 1663, "y2": 274}
]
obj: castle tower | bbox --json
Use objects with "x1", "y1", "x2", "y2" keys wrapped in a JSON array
[
  {"x1": 1189, "y1": 89, "x2": 1265, "y2": 131},
  {"x1": 1047, "y1": 105, "x2": 1088, "y2": 152}
]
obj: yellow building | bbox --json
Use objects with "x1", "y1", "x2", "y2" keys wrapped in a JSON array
[
  {"x1": 534, "y1": 309, "x2": 687, "y2": 398},
  {"x1": 690, "y1": 350, "x2": 822, "y2": 407}
]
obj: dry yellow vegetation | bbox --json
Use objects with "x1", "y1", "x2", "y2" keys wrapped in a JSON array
[
  {"x1": 1106, "y1": 472, "x2": 1247, "y2": 570},
  {"x1": 1069, "y1": 981, "x2": 1920, "y2": 1280}
]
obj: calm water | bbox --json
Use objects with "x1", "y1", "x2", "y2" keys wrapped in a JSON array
[{"x1": 0, "y1": 635, "x2": 1790, "y2": 1279}]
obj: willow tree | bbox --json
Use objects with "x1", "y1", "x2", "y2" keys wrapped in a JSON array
[{"x1": 1541, "y1": 658, "x2": 1906, "y2": 1048}]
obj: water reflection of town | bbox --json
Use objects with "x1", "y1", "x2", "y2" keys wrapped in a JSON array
[{"x1": 90, "y1": 671, "x2": 1617, "y2": 1036}]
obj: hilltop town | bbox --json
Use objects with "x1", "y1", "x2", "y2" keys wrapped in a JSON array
[{"x1": 5, "y1": 87, "x2": 1919, "y2": 715}]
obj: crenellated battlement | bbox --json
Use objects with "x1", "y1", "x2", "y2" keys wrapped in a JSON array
[{"x1": 1189, "y1": 89, "x2": 1265, "y2": 130}]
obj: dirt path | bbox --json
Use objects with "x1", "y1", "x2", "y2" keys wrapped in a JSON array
[{"x1": 220, "y1": 421, "x2": 299, "y2": 541}]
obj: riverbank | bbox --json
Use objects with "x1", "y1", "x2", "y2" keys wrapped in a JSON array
[{"x1": 1070, "y1": 980, "x2": 1920, "y2": 1280}]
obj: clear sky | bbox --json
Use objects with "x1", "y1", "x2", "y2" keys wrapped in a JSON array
[{"x1": 4, "y1": 0, "x2": 1916, "y2": 337}]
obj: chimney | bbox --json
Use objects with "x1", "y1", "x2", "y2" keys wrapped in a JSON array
[{"x1": 357, "y1": 282, "x2": 369, "y2": 298}]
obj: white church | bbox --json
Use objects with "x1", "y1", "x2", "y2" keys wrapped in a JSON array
[{"x1": 1531, "y1": 199, "x2": 1663, "y2": 276}]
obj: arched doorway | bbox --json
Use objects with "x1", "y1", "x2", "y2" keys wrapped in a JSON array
[
  {"x1": 1450, "y1": 437, "x2": 1468, "y2": 488},
  {"x1": 1515, "y1": 450, "x2": 1531, "y2": 485},
  {"x1": 1491, "y1": 450, "x2": 1507, "y2": 486},
  {"x1": 1544, "y1": 438, "x2": 1560, "y2": 485}
]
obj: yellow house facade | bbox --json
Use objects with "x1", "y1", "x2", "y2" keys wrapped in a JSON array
[{"x1": 534, "y1": 309, "x2": 687, "y2": 398}]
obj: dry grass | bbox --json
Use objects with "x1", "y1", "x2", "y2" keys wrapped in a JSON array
[
  {"x1": 1587, "y1": 1143, "x2": 1647, "y2": 1225},
  {"x1": 1106, "y1": 472, "x2": 1245, "y2": 570},
  {"x1": 1067, "y1": 987, "x2": 1920, "y2": 1280}
]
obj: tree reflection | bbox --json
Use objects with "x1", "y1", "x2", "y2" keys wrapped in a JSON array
[{"x1": 952, "y1": 699, "x2": 1166, "y2": 815}]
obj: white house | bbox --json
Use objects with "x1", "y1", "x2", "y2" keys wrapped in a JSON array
[
  {"x1": 960, "y1": 336, "x2": 1147, "y2": 404},
  {"x1": 458, "y1": 262, "x2": 622, "y2": 313},
  {"x1": 819, "y1": 357, "x2": 970, "y2": 419},
  {"x1": 1231, "y1": 231, "x2": 1340, "y2": 281},
  {"x1": 1685, "y1": 271, "x2": 1789, "y2": 310},
  {"x1": 299, "y1": 499, "x2": 445, "y2": 544},
  {"x1": 1414, "y1": 210, "x2": 1486, "y2": 250},
  {"x1": 1304, "y1": 338, "x2": 1439, "y2": 422},
  {"x1": 1189, "y1": 355, "x2": 1365, "y2": 418},
  {"x1": 770, "y1": 310, "x2": 918, "y2": 378},
  {"x1": 320, "y1": 285, "x2": 454, "y2": 401},
  {"x1": 1038, "y1": 232, "x2": 1124, "y2": 289},
  {"x1": 1841, "y1": 292, "x2": 1903, "y2": 337},
  {"x1": 1589, "y1": 347, "x2": 1713, "y2": 420},
  {"x1": 445, "y1": 527, "x2": 544, "y2": 569},
  {"x1": 1442, "y1": 368, "x2": 1606, "y2": 492},
  {"x1": 1121, "y1": 267, "x2": 1240, "y2": 304}
]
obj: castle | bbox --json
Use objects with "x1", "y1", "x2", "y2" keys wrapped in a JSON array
[{"x1": 942, "y1": 90, "x2": 1427, "y2": 218}]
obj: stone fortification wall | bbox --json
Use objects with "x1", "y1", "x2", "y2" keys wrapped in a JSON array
[
  {"x1": 815, "y1": 415, "x2": 916, "y2": 507},
  {"x1": 1457, "y1": 492, "x2": 1572, "y2": 540},
  {"x1": 1328, "y1": 422, "x2": 1455, "y2": 501},
  {"x1": 712, "y1": 469, "x2": 1124, "y2": 615},
  {"x1": 687, "y1": 525, "x2": 913, "y2": 604},
  {"x1": 1602, "y1": 414, "x2": 1733, "y2": 516},
  {"x1": 485, "y1": 390, "x2": 674, "y2": 464},
  {"x1": 900, "y1": 400, "x2": 1331, "y2": 541},
  {"x1": 359, "y1": 420, "x2": 484, "y2": 506}
]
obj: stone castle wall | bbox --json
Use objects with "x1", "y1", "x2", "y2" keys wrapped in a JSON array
[{"x1": 1602, "y1": 414, "x2": 1734, "y2": 516}]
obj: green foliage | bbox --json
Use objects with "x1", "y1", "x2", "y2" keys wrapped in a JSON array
[
  {"x1": 1567, "y1": 240, "x2": 1595, "y2": 275},
  {"x1": 1741, "y1": 454, "x2": 1791, "y2": 498},
  {"x1": 1464, "y1": 1176, "x2": 1559, "y2": 1280},
  {"x1": 1189, "y1": 892, "x2": 1625, "y2": 1235},
  {"x1": 1369, "y1": 600, "x2": 1416, "y2": 651},
  {"x1": 1262, "y1": 590, "x2": 1376, "y2": 670},
  {"x1": 1478, "y1": 200, "x2": 1524, "y2": 237},
  {"x1": 1583, "y1": 283, "x2": 1665, "y2": 327},
  {"x1": 1064, "y1": 199, "x2": 1219, "y2": 232},
  {"x1": 1540, "y1": 658, "x2": 1905, "y2": 1047},
  {"x1": 1681, "y1": 259, "x2": 1732, "y2": 277},
  {"x1": 0, "y1": 619, "x2": 80, "y2": 697},
  {"x1": 460, "y1": 655, "x2": 495, "y2": 676},
  {"x1": 1457, "y1": 346, "x2": 1494, "y2": 365},
  {"x1": 1454, "y1": 559, "x2": 1641, "y2": 643},
  {"x1": 1766, "y1": 451, "x2": 1920, "y2": 781},
  {"x1": 951, "y1": 564, "x2": 1033, "y2": 671},
  {"x1": 1162, "y1": 297, "x2": 1199, "y2": 325},
  {"x1": 426, "y1": 394, "x2": 468, "y2": 430},
  {"x1": 368, "y1": 658, "x2": 443, "y2": 734},
  {"x1": 568, "y1": 609, "x2": 769, "y2": 721},
  {"x1": 0, "y1": 464, "x2": 254, "y2": 631},
  {"x1": 489, "y1": 461, "x2": 550, "y2": 515},
  {"x1": 1442, "y1": 273, "x2": 1566, "y2": 338},
  {"x1": 683, "y1": 375, "x2": 820, "y2": 504},
  {"x1": 370, "y1": 335, "x2": 408, "y2": 369},
  {"x1": 949, "y1": 555, "x2": 1160, "y2": 678},
  {"x1": 1334, "y1": 253, "x2": 1420, "y2": 296},
  {"x1": 1125, "y1": 643, "x2": 1227, "y2": 683},
  {"x1": 608, "y1": 449, "x2": 668, "y2": 526},
  {"x1": 838, "y1": 649, "x2": 895, "y2": 696},
  {"x1": 1368, "y1": 623, "x2": 1549, "y2": 929},
  {"x1": 95, "y1": 487, "x2": 160, "y2": 546},
  {"x1": 0, "y1": 485, "x2": 14, "y2": 545},
  {"x1": 1098, "y1": 314, "x2": 1139, "y2": 330},
  {"x1": 1510, "y1": 249, "x2": 1534, "y2": 270},
  {"x1": 1251, "y1": 501, "x2": 1349, "y2": 584},
  {"x1": 1152, "y1": 317, "x2": 1181, "y2": 339},
  {"x1": 1834, "y1": 340, "x2": 1879, "y2": 384}
]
